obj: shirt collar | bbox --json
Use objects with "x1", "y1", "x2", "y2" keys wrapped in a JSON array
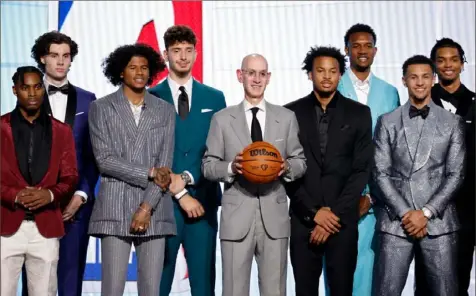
[
  {"x1": 167, "y1": 76, "x2": 193, "y2": 97},
  {"x1": 348, "y1": 69, "x2": 372, "y2": 86},
  {"x1": 44, "y1": 78, "x2": 69, "y2": 89},
  {"x1": 243, "y1": 98, "x2": 266, "y2": 112}
]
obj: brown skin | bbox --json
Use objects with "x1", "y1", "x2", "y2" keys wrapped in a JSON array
[
  {"x1": 403, "y1": 63, "x2": 435, "y2": 109},
  {"x1": 359, "y1": 195, "x2": 372, "y2": 218},
  {"x1": 435, "y1": 47, "x2": 463, "y2": 93},
  {"x1": 345, "y1": 32, "x2": 377, "y2": 81},
  {"x1": 402, "y1": 210, "x2": 428, "y2": 237},
  {"x1": 308, "y1": 56, "x2": 341, "y2": 111}
]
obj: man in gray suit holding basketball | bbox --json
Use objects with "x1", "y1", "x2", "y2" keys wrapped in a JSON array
[
  {"x1": 202, "y1": 54, "x2": 307, "y2": 296},
  {"x1": 88, "y1": 44, "x2": 175, "y2": 296}
]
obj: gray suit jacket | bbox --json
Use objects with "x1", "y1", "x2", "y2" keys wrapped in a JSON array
[
  {"x1": 372, "y1": 100, "x2": 466, "y2": 237},
  {"x1": 202, "y1": 100, "x2": 306, "y2": 240},
  {"x1": 88, "y1": 87, "x2": 176, "y2": 237}
]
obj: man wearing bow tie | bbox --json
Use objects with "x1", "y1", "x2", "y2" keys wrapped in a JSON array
[
  {"x1": 414, "y1": 38, "x2": 475, "y2": 296},
  {"x1": 22, "y1": 31, "x2": 99, "y2": 296},
  {"x1": 371, "y1": 55, "x2": 465, "y2": 296}
]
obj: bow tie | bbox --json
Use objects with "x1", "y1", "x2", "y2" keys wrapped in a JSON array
[
  {"x1": 409, "y1": 105, "x2": 430, "y2": 119},
  {"x1": 48, "y1": 84, "x2": 69, "y2": 95}
]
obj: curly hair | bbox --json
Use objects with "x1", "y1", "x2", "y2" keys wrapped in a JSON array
[
  {"x1": 102, "y1": 43, "x2": 166, "y2": 86},
  {"x1": 31, "y1": 31, "x2": 79, "y2": 72},
  {"x1": 402, "y1": 55, "x2": 436, "y2": 76},
  {"x1": 163, "y1": 25, "x2": 197, "y2": 49},
  {"x1": 302, "y1": 46, "x2": 347, "y2": 74},
  {"x1": 344, "y1": 23, "x2": 377, "y2": 47},
  {"x1": 430, "y1": 37, "x2": 467, "y2": 63},
  {"x1": 12, "y1": 66, "x2": 44, "y2": 85}
]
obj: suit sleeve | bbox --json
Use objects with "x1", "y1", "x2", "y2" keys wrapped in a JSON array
[
  {"x1": 142, "y1": 108, "x2": 175, "y2": 209},
  {"x1": 46, "y1": 127, "x2": 79, "y2": 204},
  {"x1": 202, "y1": 113, "x2": 231, "y2": 182},
  {"x1": 425, "y1": 118, "x2": 466, "y2": 217},
  {"x1": 188, "y1": 92, "x2": 227, "y2": 185},
  {"x1": 88, "y1": 101, "x2": 150, "y2": 188},
  {"x1": 332, "y1": 107, "x2": 373, "y2": 217},
  {"x1": 77, "y1": 94, "x2": 99, "y2": 199},
  {"x1": 283, "y1": 112, "x2": 307, "y2": 181},
  {"x1": 1, "y1": 181, "x2": 23, "y2": 210},
  {"x1": 371, "y1": 116, "x2": 412, "y2": 219}
]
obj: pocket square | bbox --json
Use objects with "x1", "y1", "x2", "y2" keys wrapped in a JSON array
[
  {"x1": 75, "y1": 112, "x2": 84, "y2": 116},
  {"x1": 201, "y1": 108, "x2": 213, "y2": 113},
  {"x1": 466, "y1": 120, "x2": 472, "y2": 123},
  {"x1": 340, "y1": 124, "x2": 350, "y2": 130},
  {"x1": 275, "y1": 139, "x2": 284, "y2": 142}
]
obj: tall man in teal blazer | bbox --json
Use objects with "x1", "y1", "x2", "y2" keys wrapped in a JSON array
[
  {"x1": 324, "y1": 23, "x2": 401, "y2": 296},
  {"x1": 148, "y1": 25, "x2": 226, "y2": 296}
]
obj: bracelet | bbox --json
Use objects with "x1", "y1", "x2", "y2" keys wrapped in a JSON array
[{"x1": 138, "y1": 206, "x2": 150, "y2": 214}]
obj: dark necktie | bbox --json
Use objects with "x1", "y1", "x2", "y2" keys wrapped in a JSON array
[
  {"x1": 48, "y1": 84, "x2": 69, "y2": 95},
  {"x1": 178, "y1": 86, "x2": 189, "y2": 120},
  {"x1": 409, "y1": 105, "x2": 430, "y2": 119},
  {"x1": 251, "y1": 107, "x2": 263, "y2": 142}
]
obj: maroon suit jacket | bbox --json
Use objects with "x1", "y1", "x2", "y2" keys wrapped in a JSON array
[{"x1": 1, "y1": 112, "x2": 79, "y2": 238}]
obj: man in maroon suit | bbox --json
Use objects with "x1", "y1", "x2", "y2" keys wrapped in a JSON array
[{"x1": 1, "y1": 66, "x2": 78, "y2": 296}]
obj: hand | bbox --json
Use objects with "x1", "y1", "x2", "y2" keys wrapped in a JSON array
[
  {"x1": 153, "y1": 167, "x2": 172, "y2": 190},
  {"x1": 231, "y1": 151, "x2": 244, "y2": 174},
  {"x1": 169, "y1": 173, "x2": 186, "y2": 195},
  {"x1": 277, "y1": 158, "x2": 288, "y2": 177},
  {"x1": 359, "y1": 195, "x2": 372, "y2": 218},
  {"x1": 402, "y1": 210, "x2": 428, "y2": 236},
  {"x1": 313, "y1": 207, "x2": 341, "y2": 234},
  {"x1": 62, "y1": 195, "x2": 84, "y2": 221},
  {"x1": 413, "y1": 227, "x2": 428, "y2": 239},
  {"x1": 309, "y1": 224, "x2": 331, "y2": 245},
  {"x1": 15, "y1": 188, "x2": 35, "y2": 203},
  {"x1": 130, "y1": 202, "x2": 151, "y2": 233},
  {"x1": 178, "y1": 194, "x2": 205, "y2": 218},
  {"x1": 18, "y1": 188, "x2": 52, "y2": 211}
]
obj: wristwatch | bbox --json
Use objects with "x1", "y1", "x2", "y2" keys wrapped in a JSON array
[
  {"x1": 181, "y1": 172, "x2": 192, "y2": 185},
  {"x1": 422, "y1": 207, "x2": 433, "y2": 219}
]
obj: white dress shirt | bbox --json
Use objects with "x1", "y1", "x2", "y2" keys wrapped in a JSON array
[
  {"x1": 44, "y1": 79, "x2": 88, "y2": 201},
  {"x1": 167, "y1": 76, "x2": 193, "y2": 113},
  {"x1": 348, "y1": 69, "x2": 371, "y2": 106},
  {"x1": 166, "y1": 76, "x2": 195, "y2": 199}
]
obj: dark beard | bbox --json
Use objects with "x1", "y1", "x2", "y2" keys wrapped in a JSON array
[
  {"x1": 314, "y1": 88, "x2": 336, "y2": 99},
  {"x1": 439, "y1": 77, "x2": 457, "y2": 87},
  {"x1": 353, "y1": 63, "x2": 370, "y2": 73}
]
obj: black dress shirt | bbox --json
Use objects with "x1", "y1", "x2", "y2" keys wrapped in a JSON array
[{"x1": 314, "y1": 93, "x2": 339, "y2": 159}]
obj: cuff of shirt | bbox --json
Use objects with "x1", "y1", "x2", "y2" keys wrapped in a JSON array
[
  {"x1": 74, "y1": 190, "x2": 88, "y2": 202},
  {"x1": 184, "y1": 170, "x2": 195, "y2": 185},
  {"x1": 282, "y1": 161, "x2": 293, "y2": 182},
  {"x1": 423, "y1": 205, "x2": 436, "y2": 218},
  {"x1": 49, "y1": 190, "x2": 54, "y2": 202},
  {"x1": 366, "y1": 194, "x2": 374, "y2": 205},
  {"x1": 226, "y1": 162, "x2": 236, "y2": 183}
]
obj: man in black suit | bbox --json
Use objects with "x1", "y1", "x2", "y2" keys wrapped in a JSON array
[
  {"x1": 415, "y1": 37, "x2": 475, "y2": 296},
  {"x1": 284, "y1": 46, "x2": 373, "y2": 296}
]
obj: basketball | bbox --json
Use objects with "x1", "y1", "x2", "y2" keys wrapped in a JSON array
[{"x1": 241, "y1": 141, "x2": 284, "y2": 184}]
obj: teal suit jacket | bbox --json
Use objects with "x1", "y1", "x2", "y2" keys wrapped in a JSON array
[{"x1": 149, "y1": 79, "x2": 227, "y2": 208}]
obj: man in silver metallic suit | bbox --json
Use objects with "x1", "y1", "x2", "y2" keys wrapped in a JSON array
[{"x1": 371, "y1": 55, "x2": 466, "y2": 296}]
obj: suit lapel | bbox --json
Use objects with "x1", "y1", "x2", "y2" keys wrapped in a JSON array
[
  {"x1": 324, "y1": 95, "x2": 345, "y2": 166},
  {"x1": 110, "y1": 88, "x2": 138, "y2": 141},
  {"x1": 156, "y1": 81, "x2": 174, "y2": 105},
  {"x1": 264, "y1": 102, "x2": 279, "y2": 143},
  {"x1": 402, "y1": 102, "x2": 419, "y2": 162},
  {"x1": 302, "y1": 94, "x2": 323, "y2": 166},
  {"x1": 339, "y1": 72, "x2": 358, "y2": 100},
  {"x1": 64, "y1": 83, "x2": 77, "y2": 128},
  {"x1": 3, "y1": 115, "x2": 28, "y2": 182},
  {"x1": 231, "y1": 102, "x2": 252, "y2": 148},
  {"x1": 412, "y1": 102, "x2": 437, "y2": 172}
]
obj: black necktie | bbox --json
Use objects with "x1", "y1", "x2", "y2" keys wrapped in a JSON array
[
  {"x1": 178, "y1": 86, "x2": 189, "y2": 120},
  {"x1": 251, "y1": 107, "x2": 263, "y2": 142},
  {"x1": 48, "y1": 84, "x2": 69, "y2": 95},
  {"x1": 409, "y1": 105, "x2": 430, "y2": 119}
]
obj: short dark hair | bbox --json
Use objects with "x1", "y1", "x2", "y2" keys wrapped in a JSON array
[
  {"x1": 102, "y1": 43, "x2": 166, "y2": 86},
  {"x1": 163, "y1": 25, "x2": 197, "y2": 49},
  {"x1": 302, "y1": 46, "x2": 347, "y2": 74},
  {"x1": 402, "y1": 55, "x2": 436, "y2": 76},
  {"x1": 344, "y1": 23, "x2": 377, "y2": 47},
  {"x1": 430, "y1": 37, "x2": 467, "y2": 63},
  {"x1": 12, "y1": 66, "x2": 44, "y2": 85},
  {"x1": 31, "y1": 31, "x2": 79, "y2": 72}
]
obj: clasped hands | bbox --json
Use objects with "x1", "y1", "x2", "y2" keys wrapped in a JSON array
[
  {"x1": 16, "y1": 187, "x2": 52, "y2": 210},
  {"x1": 309, "y1": 207, "x2": 341, "y2": 245},
  {"x1": 231, "y1": 151, "x2": 288, "y2": 178},
  {"x1": 401, "y1": 210, "x2": 428, "y2": 239}
]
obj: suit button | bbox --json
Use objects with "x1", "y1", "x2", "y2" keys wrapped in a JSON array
[
  {"x1": 304, "y1": 216, "x2": 310, "y2": 221},
  {"x1": 184, "y1": 153, "x2": 188, "y2": 156}
]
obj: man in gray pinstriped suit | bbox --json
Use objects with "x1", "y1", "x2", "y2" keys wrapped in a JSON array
[{"x1": 88, "y1": 44, "x2": 176, "y2": 296}]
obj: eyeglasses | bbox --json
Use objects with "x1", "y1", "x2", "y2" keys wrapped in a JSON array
[{"x1": 241, "y1": 69, "x2": 269, "y2": 79}]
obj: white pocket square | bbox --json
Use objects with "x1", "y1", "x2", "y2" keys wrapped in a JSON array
[
  {"x1": 75, "y1": 112, "x2": 84, "y2": 116},
  {"x1": 466, "y1": 120, "x2": 472, "y2": 123},
  {"x1": 275, "y1": 139, "x2": 284, "y2": 142},
  {"x1": 201, "y1": 108, "x2": 213, "y2": 113}
]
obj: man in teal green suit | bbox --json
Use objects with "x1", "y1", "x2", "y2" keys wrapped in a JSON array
[
  {"x1": 148, "y1": 25, "x2": 226, "y2": 296},
  {"x1": 324, "y1": 23, "x2": 400, "y2": 296}
]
